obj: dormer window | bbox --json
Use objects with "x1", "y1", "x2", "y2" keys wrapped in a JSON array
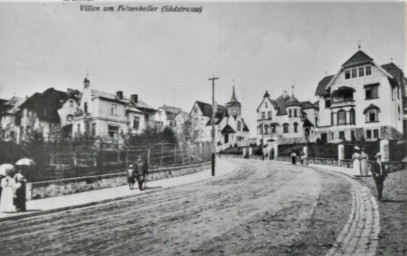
[
  {"x1": 345, "y1": 71, "x2": 350, "y2": 79},
  {"x1": 351, "y1": 69, "x2": 357, "y2": 78},
  {"x1": 366, "y1": 66, "x2": 371, "y2": 76},
  {"x1": 359, "y1": 67, "x2": 364, "y2": 77}
]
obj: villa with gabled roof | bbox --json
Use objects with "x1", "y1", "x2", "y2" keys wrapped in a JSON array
[
  {"x1": 314, "y1": 48, "x2": 405, "y2": 143},
  {"x1": 189, "y1": 87, "x2": 250, "y2": 151},
  {"x1": 256, "y1": 90, "x2": 318, "y2": 145}
]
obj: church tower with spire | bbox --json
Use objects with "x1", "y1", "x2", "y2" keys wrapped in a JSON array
[{"x1": 226, "y1": 86, "x2": 241, "y2": 118}]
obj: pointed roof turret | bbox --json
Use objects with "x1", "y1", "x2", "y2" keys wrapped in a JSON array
[
  {"x1": 264, "y1": 90, "x2": 270, "y2": 98},
  {"x1": 229, "y1": 86, "x2": 239, "y2": 103}
]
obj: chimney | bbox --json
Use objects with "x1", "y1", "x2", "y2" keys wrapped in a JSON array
[
  {"x1": 84, "y1": 78, "x2": 90, "y2": 88},
  {"x1": 116, "y1": 91, "x2": 123, "y2": 100},
  {"x1": 131, "y1": 94, "x2": 138, "y2": 103}
]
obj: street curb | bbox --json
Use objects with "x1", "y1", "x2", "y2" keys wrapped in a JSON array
[
  {"x1": 0, "y1": 160, "x2": 240, "y2": 223},
  {"x1": 0, "y1": 189, "x2": 158, "y2": 223}
]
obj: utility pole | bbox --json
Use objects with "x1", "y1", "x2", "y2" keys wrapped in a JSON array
[
  {"x1": 261, "y1": 123, "x2": 264, "y2": 161},
  {"x1": 209, "y1": 76, "x2": 218, "y2": 176}
]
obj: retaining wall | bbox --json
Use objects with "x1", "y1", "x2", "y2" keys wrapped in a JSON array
[{"x1": 27, "y1": 161, "x2": 210, "y2": 200}]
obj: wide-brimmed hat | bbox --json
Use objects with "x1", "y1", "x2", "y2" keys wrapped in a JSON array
[
  {"x1": 354, "y1": 146, "x2": 360, "y2": 150},
  {"x1": 375, "y1": 152, "x2": 382, "y2": 158}
]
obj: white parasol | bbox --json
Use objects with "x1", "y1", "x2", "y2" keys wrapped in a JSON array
[
  {"x1": 15, "y1": 158, "x2": 36, "y2": 166},
  {"x1": 0, "y1": 164, "x2": 16, "y2": 176}
]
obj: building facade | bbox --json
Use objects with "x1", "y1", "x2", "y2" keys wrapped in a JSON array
[
  {"x1": 256, "y1": 90, "x2": 318, "y2": 144},
  {"x1": 72, "y1": 78, "x2": 156, "y2": 140},
  {"x1": 314, "y1": 49, "x2": 405, "y2": 143},
  {"x1": 0, "y1": 97, "x2": 26, "y2": 142},
  {"x1": 17, "y1": 88, "x2": 79, "y2": 142},
  {"x1": 189, "y1": 87, "x2": 250, "y2": 151}
]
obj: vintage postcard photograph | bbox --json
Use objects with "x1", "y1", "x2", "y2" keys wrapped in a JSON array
[{"x1": 0, "y1": 0, "x2": 406, "y2": 255}]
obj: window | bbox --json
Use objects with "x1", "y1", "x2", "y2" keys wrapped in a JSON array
[
  {"x1": 351, "y1": 131, "x2": 355, "y2": 141},
  {"x1": 259, "y1": 125, "x2": 263, "y2": 135},
  {"x1": 352, "y1": 69, "x2": 357, "y2": 78},
  {"x1": 66, "y1": 115, "x2": 73, "y2": 122},
  {"x1": 92, "y1": 123, "x2": 96, "y2": 136},
  {"x1": 294, "y1": 122, "x2": 298, "y2": 133},
  {"x1": 373, "y1": 129, "x2": 379, "y2": 139},
  {"x1": 194, "y1": 106, "x2": 198, "y2": 113},
  {"x1": 283, "y1": 123, "x2": 289, "y2": 133},
  {"x1": 331, "y1": 112, "x2": 334, "y2": 125},
  {"x1": 69, "y1": 100, "x2": 74, "y2": 108},
  {"x1": 325, "y1": 99, "x2": 331, "y2": 108},
  {"x1": 366, "y1": 130, "x2": 372, "y2": 139},
  {"x1": 108, "y1": 125, "x2": 119, "y2": 138},
  {"x1": 268, "y1": 111, "x2": 272, "y2": 120},
  {"x1": 339, "y1": 131, "x2": 345, "y2": 140},
  {"x1": 271, "y1": 125, "x2": 276, "y2": 133},
  {"x1": 262, "y1": 112, "x2": 265, "y2": 119},
  {"x1": 359, "y1": 67, "x2": 364, "y2": 77},
  {"x1": 288, "y1": 109, "x2": 292, "y2": 117},
  {"x1": 337, "y1": 110, "x2": 346, "y2": 125},
  {"x1": 294, "y1": 109, "x2": 297, "y2": 117},
  {"x1": 237, "y1": 121, "x2": 241, "y2": 131},
  {"x1": 77, "y1": 124, "x2": 80, "y2": 134},
  {"x1": 265, "y1": 102, "x2": 268, "y2": 108},
  {"x1": 84, "y1": 102, "x2": 88, "y2": 113},
  {"x1": 264, "y1": 125, "x2": 269, "y2": 134},
  {"x1": 366, "y1": 66, "x2": 371, "y2": 76},
  {"x1": 365, "y1": 85, "x2": 379, "y2": 99},
  {"x1": 111, "y1": 104, "x2": 117, "y2": 115},
  {"x1": 366, "y1": 109, "x2": 379, "y2": 122},
  {"x1": 349, "y1": 109, "x2": 355, "y2": 125},
  {"x1": 345, "y1": 70, "x2": 350, "y2": 79},
  {"x1": 133, "y1": 117, "x2": 140, "y2": 130}
]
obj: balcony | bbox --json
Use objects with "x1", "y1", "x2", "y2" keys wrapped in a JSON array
[{"x1": 331, "y1": 100, "x2": 355, "y2": 109}]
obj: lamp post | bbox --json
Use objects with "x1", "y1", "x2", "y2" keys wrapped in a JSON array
[{"x1": 209, "y1": 76, "x2": 218, "y2": 176}]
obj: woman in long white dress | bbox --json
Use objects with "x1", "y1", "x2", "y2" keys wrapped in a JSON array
[
  {"x1": 360, "y1": 148, "x2": 369, "y2": 176},
  {"x1": 352, "y1": 147, "x2": 362, "y2": 177},
  {"x1": 0, "y1": 174, "x2": 18, "y2": 213}
]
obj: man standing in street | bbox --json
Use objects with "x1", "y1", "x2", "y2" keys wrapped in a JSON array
[{"x1": 371, "y1": 152, "x2": 387, "y2": 201}]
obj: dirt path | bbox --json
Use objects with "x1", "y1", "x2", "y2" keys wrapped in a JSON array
[{"x1": 0, "y1": 159, "x2": 351, "y2": 256}]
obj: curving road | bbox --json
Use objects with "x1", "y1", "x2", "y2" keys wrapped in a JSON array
[{"x1": 0, "y1": 159, "x2": 353, "y2": 256}]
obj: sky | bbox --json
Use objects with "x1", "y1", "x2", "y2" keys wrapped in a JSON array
[{"x1": 0, "y1": 1, "x2": 405, "y2": 137}]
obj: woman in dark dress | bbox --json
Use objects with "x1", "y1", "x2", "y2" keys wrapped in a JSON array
[{"x1": 14, "y1": 169, "x2": 26, "y2": 212}]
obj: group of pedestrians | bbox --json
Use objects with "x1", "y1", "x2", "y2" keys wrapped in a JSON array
[
  {"x1": 351, "y1": 146, "x2": 370, "y2": 176},
  {"x1": 127, "y1": 156, "x2": 149, "y2": 190},
  {"x1": 0, "y1": 165, "x2": 27, "y2": 213}
]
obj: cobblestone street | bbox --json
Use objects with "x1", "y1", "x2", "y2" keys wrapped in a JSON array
[{"x1": 0, "y1": 159, "x2": 384, "y2": 256}]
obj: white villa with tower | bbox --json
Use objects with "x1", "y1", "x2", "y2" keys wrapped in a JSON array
[{"x1": 189, "y1": 87, "x2": 250, "y2": 151}]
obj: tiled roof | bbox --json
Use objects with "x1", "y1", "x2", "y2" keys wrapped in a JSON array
[
  {"x1": 315, "y1": 75, "x2": 334, "y2": 96},
  {"x1": 196, "y1": 101, "x2": 225, "y2": 118},
  {"x1": 221, "y1": 124, "x2": 236, "y2": 134},
  {"x1": 286, "y1": 97, "x2": 301, "y2": 107},
  {"x1": 1, "y1": 97, "x2": 26, "y2": 115},
  {"x1": 91, "y1": 89, "x2": 156, "y2": 111},
  {"x1": 303, "y1": 118, "x2": 314, "y2": 127},
  {"x1": 342, "y1": 50, "x2": 373, "y2": 68},
  {"x1": 20, "y1": 88, "x2": 70, "y2": 123},
  {"x1": 300, "y1": 101, "x2": 317, "y2": 110},
  {"x1": 273, "y1": 94, "x2": 291, "y2": 115},
  {"x1": 381, "y1": 63, "x2": 406, "y2": 94}
]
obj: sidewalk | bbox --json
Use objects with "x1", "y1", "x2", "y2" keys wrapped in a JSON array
[{"x1": 0, "y1": 159, "x2": 238, "y2": 222}]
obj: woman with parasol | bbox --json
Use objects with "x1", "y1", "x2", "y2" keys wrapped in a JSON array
[
  {"x1": 14, "y1": 158, "x2": 35, "y2": 212},
  {"x1": 0, "y1": 164, "x2": 18, "y2": 213}
]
